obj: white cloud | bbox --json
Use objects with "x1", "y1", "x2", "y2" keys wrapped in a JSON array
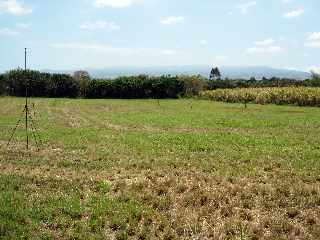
[
  {"x1": 93, "y1": 0, "x2": 133, "y2": 8},
  {"x1": 80, "y1": 21, "x2": 120, "y2": 31},
  {"x1": 50, "y1": 43, "x2": 134, "y2": 55},
  {"x1": 246, "y1": 39, "x2": 283, "y2": 54},
  {"x1": 161, "y1": 16, "x2": 184, "y2": 25},
  {"x1": 308, "y1": 32, "x2": 320, "y2": 41},
  {"x1": 47, "y1": 42, "x2": 193, "y2": 67},
  {"x1": 0, "y1": 0, "x2": 32, "y2": 15},
  {"x1": 237, "y1": 1, "x2": 257, "y2": 14},
  {"x1": 254, "y1": 38, "x2": 275, "y2": 46},
  {"x1": 307, "y1": 66, "x2": 320, "y2": 74},
  {"x1": 200, "y1": 40, "x2": 208, "y2": 45},
  {"x1": 16, "y1": 22, "x2": 31, "y2": 29},
  {"x1": 283, "y1": 66, "x2": 299, "y2": 71},
  {"x1": 162, "y1": 50, "x2": 175, "y2": 55},
  {"x1": 0, "y1": 27, "x2": 19, "y2": 35},
  {"x1": 215, "y1": 55, "x2": 229, "y2": 62},
  {"x1": 246, "y1": 46, "x2": 283, "y2": 54},
  {"x1": 305, "y1": 32, "x2": 320, "y2": 48},
  {"x1": 282, "y1": 0, "x2": 294, "y2": 4},
  {"x1": 49, "y1": 42, "x2": 177, "y2": 57},
  {"x1": 305, "y1": 41, "x2": 320, "y2": 48},
  {"x1": 283, "y1": 8, "x2": 304, "y2": 18}
]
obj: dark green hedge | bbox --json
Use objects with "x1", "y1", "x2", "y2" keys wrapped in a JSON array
[
  {"x1": 1, "y1": 69, "x2": 319, "y2": 99},
  {"x1": 87, "y1": 75, "x2": 184, "y2": 99},
  {"x1": 0, "y1": 70, "x2": 185, "y2": 99},
  {"x1": 0, "y1": 74, "x2": 5, "y2": 95},
  {"x1": 3, "y1": 69, "x2": 79, "y2": 98}
]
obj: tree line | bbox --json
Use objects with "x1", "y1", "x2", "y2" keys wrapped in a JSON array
[
  {"x1": 0, "y1": 68, "x2": 319, "y2": 99},
  {"x1": 0, "y1": 69, "x2": 79, "y2": 98},
  {"x1": 0, "y1": 69, "x2": 185, "y2": 99}
]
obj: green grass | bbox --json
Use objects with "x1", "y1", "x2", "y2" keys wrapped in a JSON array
[{"x1": 0, "y1": 97, "x2": 319, "y2": 239}]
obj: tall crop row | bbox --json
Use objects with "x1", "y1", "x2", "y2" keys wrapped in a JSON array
[{"x1": 200, "y1": 87, "x2": 320, "y2": 107}]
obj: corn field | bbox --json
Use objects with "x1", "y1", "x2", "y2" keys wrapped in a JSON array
[{"x1": 200, "y1": 87, "x2": 320, "y2": 107}]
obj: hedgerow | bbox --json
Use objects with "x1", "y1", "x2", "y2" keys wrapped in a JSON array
[
  {"x1": 1, "y1": 68, "x2": 320, "y2": 100},
  {"x1": 3, "y1": 69, "x2": 79, "y2": 98},
  {"x1": 86, "y1": 75, "x2": 184, "y2": 99}
]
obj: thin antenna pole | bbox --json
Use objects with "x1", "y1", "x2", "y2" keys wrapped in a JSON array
[
  {"x1": 25, "y1": 48, "x2": 29, "y2": 150},
  {"x1": 8, "y1": 47, "x2": 42, "y2": 151}
]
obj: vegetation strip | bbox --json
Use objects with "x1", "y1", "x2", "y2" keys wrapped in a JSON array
[{"x1": 201, "y1": 87, "x2": 320, "y2": 107}]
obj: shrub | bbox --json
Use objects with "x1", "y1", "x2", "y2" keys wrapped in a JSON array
[
  {"x1": 178, "y1": 75, "x2": 207, "y2": 97},
  {"x1": 73, "y1": 71, "x2": 91, "y2": 97},
  {"x1": 46, "y1": 74, "x2": 79, "y2": 98},
  {"x1": 86, "y1": 75, "x2": 184, "y2": 99},
  {"x1": 3, "y1": 69, "x2": 79, "y2": 98},
  {"x1": 0, "y1": 74, "x2": 5, "y2": 96}
]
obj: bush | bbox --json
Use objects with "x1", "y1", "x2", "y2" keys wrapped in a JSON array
[
  {"x1": 86, "y1": 75, "x2": 184, "y2": 99},
  {"x1": 0, "y1": 74, "x2": 5, "y2": 96},
  {"x1": 73, "y1": 71, "x2": 91, "y2": 97},
  {"x1": 178, "y1": 75, "x2": 207, "y2": 97},
  {"x1": 46, "y1": 74, "x2": 79, "y2": 98},
  {"x1": 3, "y1": 69, "x2": 79, "y2": 98}
]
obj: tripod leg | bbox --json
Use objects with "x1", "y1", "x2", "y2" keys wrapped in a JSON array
[
  {"x1": 29, "y1": 122, "x2": 40, "y2": 151},
  {"x1": 7, "y1": 108, "x2": 26, "y2": 147},
  {"x1": 25, "y1": 105, "x2": 29, "y2": 150},
  {"x1": 28, "y1": 113, "x2": 42, "y2": 150}
]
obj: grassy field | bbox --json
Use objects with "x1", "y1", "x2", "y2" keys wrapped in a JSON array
[{"x1": 0, "y1": 97, "x2": 319, "y2": 239}]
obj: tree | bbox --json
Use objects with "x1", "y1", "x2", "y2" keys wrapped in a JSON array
[
  {"x1": 5, "y1": 69, "x2": 45, "y2": 97},
  {"x1": 73, "y1": 71, "x2": 91, "y2": 97},
  {"x1": 47, "y1": 73, "x2": 79, "y2": 98},
  {"x1": 0, "y1": 74, "x2": 5, "y2": 95},
  {"x1": 179, "y1": 75, "x2": 206, "y2": 97},
  {"x1": 249, "y1": 77, "x2": 256, "y2": 82},
  {"x1": 209, "y1": 67, "x2": 221, "y2": 80},
  {"x1": 311, "y1": 71, "x2": 320, "y2": 80}
]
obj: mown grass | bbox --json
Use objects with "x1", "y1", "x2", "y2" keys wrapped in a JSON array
[{"x1": 0, "y1": 97, "x2": 319, "y2": 239}]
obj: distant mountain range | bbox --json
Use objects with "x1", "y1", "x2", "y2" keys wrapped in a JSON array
[{"x1": 45, "y1": 65, "x2": 311, "y2": 80}]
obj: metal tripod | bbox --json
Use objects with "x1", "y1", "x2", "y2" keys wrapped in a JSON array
[{"x1": 7, "y1": 48, "x2": 42, "y2": 151}]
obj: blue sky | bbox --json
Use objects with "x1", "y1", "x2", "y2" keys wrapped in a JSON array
[{"x1": 0, "y1": 0, "x2": 319, "y2": 72}]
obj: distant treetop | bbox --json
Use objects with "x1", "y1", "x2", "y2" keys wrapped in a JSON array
[{"x1": 210, "y1": 67, "x2": 221, "y2": 80}]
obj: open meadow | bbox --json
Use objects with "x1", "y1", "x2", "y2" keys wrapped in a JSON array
[{"x1": 0, "y1": 97, "x2": 319, "y2": 239}]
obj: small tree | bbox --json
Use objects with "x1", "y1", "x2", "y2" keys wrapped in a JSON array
[
  {"x1": 311, "y1": 71, "x2": 320, "y2": 80},
  {"x1": 73, "y1": 70, "x2": 91, "y2": 97},
  {"x1": 179, "y1": 75, "x2": 206, "y2": 97},
  {"x1": 209, "y1": 67, "x2": 221, "y2": 80},
  {"x1": 0, "y1": 74, "x2": 5, "y2": 96}
]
